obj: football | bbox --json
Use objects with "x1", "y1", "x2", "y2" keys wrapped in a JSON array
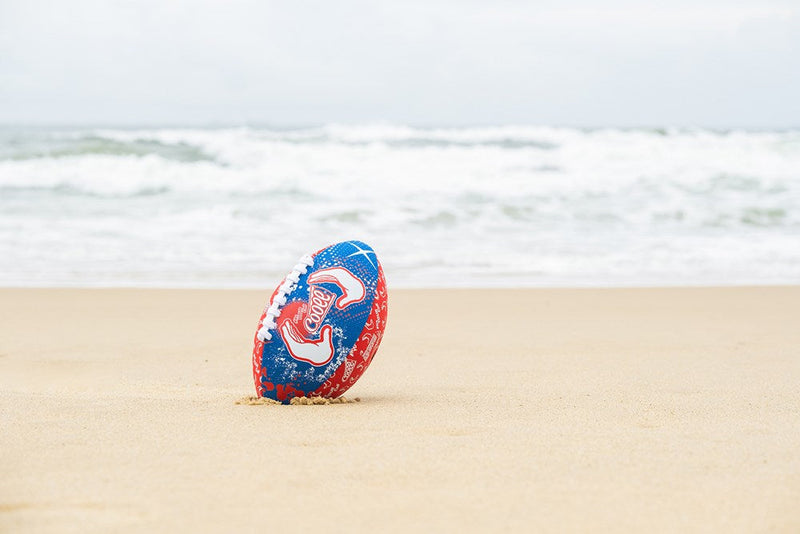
[{"x1": 252, "y1": 240, "x2": 388, "y2": 403}]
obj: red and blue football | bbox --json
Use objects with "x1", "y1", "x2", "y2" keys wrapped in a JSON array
[{"x1": 252, "y1": 240, "x2": 388, "y2": 403}]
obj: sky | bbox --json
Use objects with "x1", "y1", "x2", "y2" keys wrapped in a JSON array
[{"x1": 0, "y1": 0, "x2": 798, "y2": 128}]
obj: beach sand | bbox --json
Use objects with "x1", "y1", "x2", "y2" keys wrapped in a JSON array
[{"x1": 1, "y1": 287, "x2": 799, "y2": 532}]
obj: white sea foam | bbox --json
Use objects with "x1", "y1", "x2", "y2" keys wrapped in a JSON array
[{"x1": 1, "y1": 125, "x2": 798, "y2": 287}]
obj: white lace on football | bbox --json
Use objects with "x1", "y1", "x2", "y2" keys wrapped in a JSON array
[{"x1": 256, "y1": 254, "x2": 314, "y2": 342}]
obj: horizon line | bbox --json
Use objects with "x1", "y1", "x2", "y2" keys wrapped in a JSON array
[{"x1": 1, "y1": 121, "x2": 799, "y2": 133}]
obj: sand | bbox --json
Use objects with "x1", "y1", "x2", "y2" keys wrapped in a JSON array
[{"x1": 1, "y1": 287, "x2": 799, "y2": 532}]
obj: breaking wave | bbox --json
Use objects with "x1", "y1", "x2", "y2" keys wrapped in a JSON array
[{"x1": 1, "y1": 124, "x2": 799, "y2": 287}]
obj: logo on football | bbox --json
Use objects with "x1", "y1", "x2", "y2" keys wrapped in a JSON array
[{"x1": 252, "y1": 241, "x2": 388, "y2": 403}]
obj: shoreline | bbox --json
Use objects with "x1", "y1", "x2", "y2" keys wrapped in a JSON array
[
  {"x1": 1, "y1": 281, "x2": 798, "y2": 290},
  {"x1": 2, "y1": 286, "x2": 799, "y2": 532}
]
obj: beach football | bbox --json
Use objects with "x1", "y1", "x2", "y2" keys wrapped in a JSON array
[{"x1": 252, "y1": 240, "x2": 388, "y2": 403}]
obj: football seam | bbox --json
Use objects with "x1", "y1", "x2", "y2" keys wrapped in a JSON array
[{"x1": 256, "y1": 254, "x2": 314, "y2": 342}]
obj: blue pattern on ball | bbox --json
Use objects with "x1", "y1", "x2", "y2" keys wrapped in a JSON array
[{"x1": 259, "y1": 240, "x2": 379, "y2": 399}]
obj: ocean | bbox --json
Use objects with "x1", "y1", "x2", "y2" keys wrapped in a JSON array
[{"x1": 1, "y1": 124, "x2": 798, "y2": 288}]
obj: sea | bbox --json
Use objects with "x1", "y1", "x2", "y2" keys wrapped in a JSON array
[{"x1": 1, "y1": 124, "x2": 798, "y2": 288}]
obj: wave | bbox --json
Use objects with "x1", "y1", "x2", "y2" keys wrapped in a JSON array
[
  {"x1": 1, "y1": 124, "x2": 799, "y2": 287},
  {"x1": 0, "y1": 183, "x2": 172, "y2": 198},
  {"x1": 0, "y1": 130, "x2": 215, "y2": 163},
  {"x1": 4, "y1": 124, "x2": 799, "y2": 164}
]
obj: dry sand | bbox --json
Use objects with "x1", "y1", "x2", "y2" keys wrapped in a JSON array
[{"x1": 1, "y1": 287, "x2": 799, "y2": 532}]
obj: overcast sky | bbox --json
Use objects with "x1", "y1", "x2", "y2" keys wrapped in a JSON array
[{"x1": 1, "y1": 0, "x2": 798, "y2": 128}]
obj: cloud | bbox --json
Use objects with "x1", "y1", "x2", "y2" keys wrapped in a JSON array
[{"x1": 0, "y1": 0, "x2": 798, "y2": 127}]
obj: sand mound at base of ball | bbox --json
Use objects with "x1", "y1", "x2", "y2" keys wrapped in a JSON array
[{"x1": 236, "y1": 395, "x2": 360, "y2": 405}]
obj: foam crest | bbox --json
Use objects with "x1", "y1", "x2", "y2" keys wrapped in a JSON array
[{"x1": 1, "y1": 125, "x2": 798, "y2": 287}]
